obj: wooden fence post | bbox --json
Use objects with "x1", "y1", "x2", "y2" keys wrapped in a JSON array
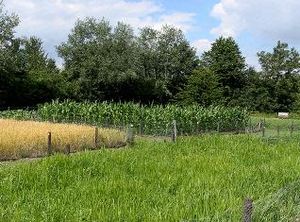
[
  {"x1": 65, "y1": 144, "x2": 71, "y2": 155},
  {"x1": 172, "y1": 120, "x2": 177, "y2": 142},
  {"x1": 290, "y1": 121, "x2": 294, "y2": 136},
  {"x1": 262, "y1": 125, "x2": 265, "y2": 137},
  {"x1": 48, "y1": 132, "x2": 52, "y2": 156},
  {"x1": 139, "y1": 122, "x2": 144, "y2": 136},
  {"x1": 94, "y1": 127, "x2": 99, "y2": 148},
  {"x1": 126, "y1": 124, "x2": 134, "y2": 145},
  {"x1": 139, "y1": 123, "x2": 142, "y2": 135},
  {"x1": 243, "y1": 198, "x2": 253, "y2": 222}
]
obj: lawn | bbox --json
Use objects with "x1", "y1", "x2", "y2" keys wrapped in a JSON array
[{"x1": 1, "y1": 135, "x2": 300, "y2": 221}]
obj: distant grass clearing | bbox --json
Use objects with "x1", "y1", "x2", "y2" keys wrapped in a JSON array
[{"x1": 0, "y1": 119, "x2": 126, "y2": 161}]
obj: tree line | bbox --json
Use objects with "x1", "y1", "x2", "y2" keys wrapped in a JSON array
[{"x1": 1, "y1": 4, "x2": 300, "y2": 112}]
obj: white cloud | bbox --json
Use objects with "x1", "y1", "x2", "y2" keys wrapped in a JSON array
[
  {"x1": 211, "y1": 0, "x2": 300, "y2": 42},
  {"x1": 156, "y1": 12, "x2": 196, "y2": 32},
  {"x1": 210, "y1": 0, "x2": 243, "y2": 37},
  {"x1": 192, "y1": 39, "x2": 212, "y2": 55},
  {"x1": 3, "y1": 0, "x2": 196, "y2": 59}
]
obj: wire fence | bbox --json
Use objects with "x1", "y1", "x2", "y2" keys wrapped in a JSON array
[
  {"x1": 3, "y1": 109, "x2": 300, "y2": 145},
  {"x1": 2, "y1": 111, "x2": 300, "y2": 221}
]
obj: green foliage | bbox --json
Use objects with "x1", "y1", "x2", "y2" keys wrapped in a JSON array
[
  {"x1": 200, "y1": 37, "x2": 247, "y2": 105},
  {"x1": 1, "y1": 2, "x2": 300, "y2": 113},
  {"x1": 35, "y1": 100, "x2": 249, "y2": 135},
  {"x1": 253, "y1": 179, "x2": 300, "y2": 221},
  {"x1": 253, "y1": 41, "x2": 300, "y2": 112},
  {"x1": 23, "y1": 36, "x2": 62, "y2": 105},
  {"x1": 57, "y1": 19, "x2": 198, "y2": 103},
  {"x1": 221, "y1": 41, "x2": 300, "y2": 113},
  {"x1": 0, "y1": 109, "x2": 37, "y2": 120},
  {"x1": 239, "y1": 68, "x2": 277, "y2": 111},
  {"x1": 258, "y1": 41, "x2": 300, "y2": 79},
  {"x1": 177, "y1": 68, "x2": 223, "y2": 106},
  {"x1": 0, "y1": 4, "x2": 20, "y2": 108},
  {"x1": 155, "y1": 26, "x2": 198, "y2": 99},
  {"x1": 0, "y1": 3, "x2": 19, "y2": 47},
  {"x1": 0, "y1": 3, "x2": 60, "y2": 109}
]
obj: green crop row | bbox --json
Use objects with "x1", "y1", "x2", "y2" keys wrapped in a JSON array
[
  {"x1": 36, "y1": 100, "x2": 249, "y2": 135},
  {"x1": 0, "y1": 100, "x2": 249, "y2": 135},
  {"x1": 0, "y1": 109, "x2": 37, "y2": 120}
]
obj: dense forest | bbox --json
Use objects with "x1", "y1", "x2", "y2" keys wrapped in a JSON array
[{"x1": 1, "y1": 3, "x2": 300, "y2": 112}]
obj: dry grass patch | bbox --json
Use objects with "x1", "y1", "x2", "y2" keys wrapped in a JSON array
[{"x1": 0, "y1": 119, "x2": 126, "y2": 161}]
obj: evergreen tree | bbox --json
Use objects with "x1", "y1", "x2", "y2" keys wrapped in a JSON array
[
  {"x1": 177, "y1": 68, "x2": 222, "y2": 106},
  {"x1": 201, "y1": 37, "x2": 247, "y2": 105}
]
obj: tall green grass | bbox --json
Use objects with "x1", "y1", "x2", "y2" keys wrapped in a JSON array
[{"x1": 1, "y1": 135, "x2": 300, "y2": 221}]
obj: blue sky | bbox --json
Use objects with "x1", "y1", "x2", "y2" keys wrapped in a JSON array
[{"x1": 4, "y1": 0, "x2": 300, "y2": 68}]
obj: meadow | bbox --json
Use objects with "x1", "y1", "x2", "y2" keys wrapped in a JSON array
[
  {"x1": 0, "y1": 119, "x2": 125, "y2": 161},
  {"x1": 1, "y1": 135, "x2": 300, "y2": 221},
  {"x1": 1, "y1": 102, "x2": 300, "y2": 221}
]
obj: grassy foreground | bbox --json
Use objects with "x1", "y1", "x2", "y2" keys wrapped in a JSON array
[{"x1": 1, "y1": 135, "x2": 300, "y2": 221}]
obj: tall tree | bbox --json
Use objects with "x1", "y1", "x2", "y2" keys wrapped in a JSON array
[
  {"x1": 0, "y1": 2, "x2": 60, "y2": 108},
  {"x1": 136, "y1": 26, "x2": 198, "y2": 103},
  {"x1": 238, "y1": 67, "x2": 278, "y2": 112},
  {"x1": 177, "y1": 67, "x2": 223, "y2": 106},
  {"x1": 137, "y1": 27, "x2": 159, "y2": 79},
  {"x1": 0, "y1": 3, "x2": 21, "y2": 108},
  {"x1": 22, "y1": 36, "x2": 61, "y2": 105},
  {"x1": 201, "y1": 37, "x2": 247, "y2": 105},
  {"x1": 57, "y1": 18, "x2": 140, "y2": 101},
  {"x1": 258, "y1": 41, "x2": 300, "y2": 80},
  {"x1": 257, "y1": 41, "x2": 300, "y2": 111},
  {"x1": 58, "y1": 20, "x2": 198, "y2": 103},
  {"x1": 134, "y1": 27, "x2": 167, "y2": 103},
  {"x1": 0, "y1": 2, "x2": 19, "y2": 49},
  {"x1": 157, "y1": 26, "x2": 198, "y2": 101},
  {"x1": 58, "y1": 18, "x2": 113, "y2": 100},
  {"x1": 107, "y1": 22, "x2": 140, "y2": 101}
]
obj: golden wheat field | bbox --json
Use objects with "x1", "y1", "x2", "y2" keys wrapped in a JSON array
[{"x1": 0, "y1": 119, "x2": 126, "y2": 161}]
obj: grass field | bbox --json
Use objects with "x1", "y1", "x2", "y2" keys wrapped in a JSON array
[
  {"x1": 251, "y1": 116, "x2": 300, "y2": 139},
  {"x1": 1, "y1": 134, "x2": 300, "y2": 221},
  {"x1": 0, "y1": 119, "x2": 126, "y2": 161}
]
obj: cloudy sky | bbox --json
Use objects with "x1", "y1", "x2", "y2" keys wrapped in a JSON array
[{"x1": 3, "y1": 0, "x2": 300, "y2": 68}]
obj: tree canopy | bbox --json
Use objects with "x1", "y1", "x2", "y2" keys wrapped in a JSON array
[
  {"x1": 200, "y1": 37, "x2": 247, "y2": 105},
  {"x1": 0, "y1": 3, "x2": 60, "y2": 108},
  {"x1": 1, "y1": 2, "x2": 300, "y2": 113},
  {"x1": 57, "y1": 18, "x2": 198, "y2": 103}
]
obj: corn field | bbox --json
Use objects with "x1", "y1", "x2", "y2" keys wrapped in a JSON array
[
  {"x1": 34, "y1": 100, "x2": 249, "y2": 135},
  {"x1": 0, "y1": 100, "x2": 249, "y2": 135}
]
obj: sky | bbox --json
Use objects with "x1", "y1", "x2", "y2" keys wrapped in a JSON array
[{"x1": 3, "y1": 0, "x2": 300, "y2": 68}]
